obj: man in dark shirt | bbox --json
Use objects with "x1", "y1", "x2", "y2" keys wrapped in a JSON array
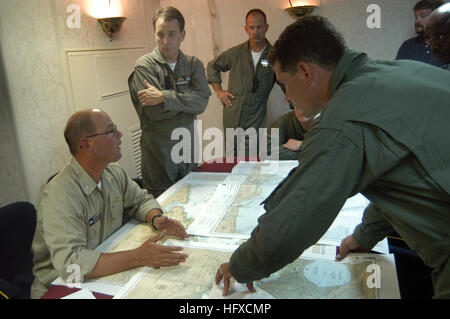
[{"x1": 396, "y1": 0, "x2": 444, "y2": 67}]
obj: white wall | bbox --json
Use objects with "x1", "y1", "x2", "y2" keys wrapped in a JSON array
[
  {"x1": 0, "y1": 44, "x2": 28, "y2": 205},
  {"x1": 315, "y1": 0, "x2": 419, "y2": 60},
  {"x1": 0, "y1": 0, "x2": 160, "y2": 206}
]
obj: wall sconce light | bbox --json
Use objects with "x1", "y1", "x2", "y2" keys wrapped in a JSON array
[
  {"x1": 92, "y1": 0, "x2": 126, "y2": 40},
  {"x1": 98, "y1": 17, "x2": 126, "y2": 41},
  {"x1": 285, "y1": 0, "x2": 317, "y2": 19}
]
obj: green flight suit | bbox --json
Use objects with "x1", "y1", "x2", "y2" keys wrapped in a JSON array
[
  {"x1": 268, "y1": 111, "x2": 307, "y2": 160},
  {"x1": 229, "y1": 50, "x2": 450, "y2": 298},
  {"x1": 31, "y1": 159, "x2": 161, "y2": 298},
  {"x1": 207, "y1": 40, "x2": 279, "y2": 155},
  {"x1": 128, "y1": 48, "x2": 211, "y2": 197}
]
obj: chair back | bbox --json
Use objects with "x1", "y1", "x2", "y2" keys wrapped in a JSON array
[{"x1": 0, "y1": 202, "x2": 37, "y2": 299}]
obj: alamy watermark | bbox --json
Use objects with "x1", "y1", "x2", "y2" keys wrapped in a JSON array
[
  {"x1": 366, "y1": 263, "x2": 381, "y2": 289},
  {"x1": 170, "y1": 120, "x2": 280, "y2": 164},
  {"x1": 66, "y1": 264, "x2": 81, "y2": 288},
  {"x1": 66, "y1": 4, "x2": 81, "y2": 29},
  {"x1": 65, "y1": 3, "x2": 382, "y2": 30},
  {"x1": 367, "y1": 4, "x2": 382, "y2": 29}
]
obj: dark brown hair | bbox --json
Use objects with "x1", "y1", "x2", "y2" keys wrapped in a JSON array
[
  {"x1": 268, "y1": 15, "x2": 346, "y2": 73},
  {"x1": 153, "y1": 6, "x2": 185, "y2": 32},
  {"x1": 414, "y1": 0, "x2": 444, "y2": 11}
]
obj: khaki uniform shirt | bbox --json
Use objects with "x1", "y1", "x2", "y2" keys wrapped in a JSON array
[
  {"x1": 31, "y1": 158, "x2": 161, "y2": 298},
  {"x1": 128, "y1": 48, "x2": 211, "y2": 197},
  {"x1": 229, "y1": 51, "x2": 450, "y2": 298}
]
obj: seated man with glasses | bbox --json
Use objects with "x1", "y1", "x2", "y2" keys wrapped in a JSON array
[{"x1": 31, "y1": 108, "x2": 189, "y2": 299}]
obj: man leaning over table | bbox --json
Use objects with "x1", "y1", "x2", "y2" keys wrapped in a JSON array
[
  {"x1": 31, "y1": 108, "x2": 188, "y2": 299},
  {"x1": 216, "y1": 16, "x2": 450, "y2": 299}
]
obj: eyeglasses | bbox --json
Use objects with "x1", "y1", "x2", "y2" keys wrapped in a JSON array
[{"x1": 86, "y1": 125, "x2": 118, "y2": 138}]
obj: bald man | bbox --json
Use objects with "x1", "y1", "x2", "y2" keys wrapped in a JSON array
[
  {"x1": 207, "y1": 9, "x2": 282, "y2": 157},
  {"x1": 426, "y1": 3, "x2": 450, "y2": 69},
  {"x1": 31, "y1": 109, "x2": 188, "y2": 299}
]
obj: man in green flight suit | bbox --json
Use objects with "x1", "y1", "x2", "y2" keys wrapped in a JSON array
[
  {"x1": 267, "y1": 107, "x2": 313, "y2": 160},
  {"x1": 128, "y1": 6, "x2": 211, "y2": 198},
  {"x1": 215, "y1": 16, "x2": 450, "y2": 298},
  {"x1": 207, "y1": 9, "x2": 282, "y2": 158}
]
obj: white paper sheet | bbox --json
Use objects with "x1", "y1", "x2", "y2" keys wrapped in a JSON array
[{"x1": 61, "y1": 288, "x2": 96, "y2": 299}]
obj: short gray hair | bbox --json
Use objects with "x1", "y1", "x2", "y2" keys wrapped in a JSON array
[
  {"x1": 64, "y1": 111, "x2": 97, "y2": 155},
  {"x1": 268, "y1": 16, "x2": 346, "y2": 73}
]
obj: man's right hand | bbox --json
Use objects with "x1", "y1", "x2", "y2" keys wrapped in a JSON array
[
  {"x1": 138, "y1": 80, "x2": 164, "y2": 107},
  {"x1": 136, "y1": 230, "x2": 188, "y2": 267},
  {"x1": 216, "y1": 90, "x2": 235, "y2": 108},
  {"x1": 215, "y1": 262, "x2": 255, "y2": 296}
]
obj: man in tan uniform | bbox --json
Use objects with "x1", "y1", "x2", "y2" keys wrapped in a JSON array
[{"x1": 31, "y1": 109, "x2": 188, "y2": 298}]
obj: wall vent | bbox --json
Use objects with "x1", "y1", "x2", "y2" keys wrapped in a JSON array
[{"x1": 129, "y1": 124, "x2": 142, "y2": 179}]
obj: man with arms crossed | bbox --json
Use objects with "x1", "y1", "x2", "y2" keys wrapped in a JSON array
[{"x1": 128, "y1": 6, "x2": 211, "y2": 198}]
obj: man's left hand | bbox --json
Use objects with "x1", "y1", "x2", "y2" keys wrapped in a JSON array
[
  {"x1": 215, "y1": 262, "x2": 255, "y2": 296},
  {"x1": 154, "y1": 216, "x2": 189, "y2": 239},
  {"x1": 282, "y1": 138, "x2": 302, "y2": 151}
]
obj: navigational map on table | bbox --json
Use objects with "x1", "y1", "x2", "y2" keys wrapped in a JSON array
[
  {"x1": 158, "y1": 161, "x2": 298, "y2": 239},
  {"x1": 65, "y1": 160, "x2": 397, "y2": 298},
  {"x1": 157, "y1": 161, "x2": 388, "y2": 254},
  {"x1": 114, "y1": 239, "x2": 397, "y2": 299}
]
